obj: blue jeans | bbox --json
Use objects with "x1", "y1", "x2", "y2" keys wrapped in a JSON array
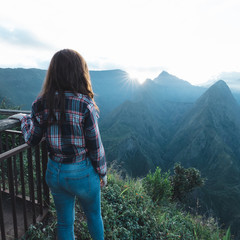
[{"x1": 45, "y1": 158, "x2": 104, "y2": 240}]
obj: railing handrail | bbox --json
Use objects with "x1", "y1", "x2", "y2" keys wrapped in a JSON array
[
  {"x1": 0, "y1": 142, "x2": 29, "y2": 163},
  {"x1": 0, "y1": 137, "x2": 46, "y2": 163},
  {"x1": 0, "y1": 109, "x2": 31, "y2": 116},
  {"x1": 0, "y1": 118, "x2": 20, "y2": 132},
  {"x1": 0, "y1": 109, "x2": 31, "y2": 132}
]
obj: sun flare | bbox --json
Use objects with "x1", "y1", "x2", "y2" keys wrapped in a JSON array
[{"x1": 127, "y1": 70, "x2": 154, "y2": 84}]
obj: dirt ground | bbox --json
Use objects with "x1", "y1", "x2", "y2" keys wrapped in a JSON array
[{"x1": 1, "y1": 191, "x2": 40, "y2": 240}]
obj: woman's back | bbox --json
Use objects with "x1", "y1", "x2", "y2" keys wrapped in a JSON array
[{"x1": 14, "y1": 49, "x2": 107, "y2": 240}]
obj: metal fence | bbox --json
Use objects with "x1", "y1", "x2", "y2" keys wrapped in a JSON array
[{"x1": 0, "y1": 111, "x2": 49, "y2": 240}]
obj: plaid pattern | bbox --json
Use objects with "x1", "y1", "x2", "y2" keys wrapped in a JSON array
[{"x1": 21, "y1": 92, "x2": 107, "y2": 177}]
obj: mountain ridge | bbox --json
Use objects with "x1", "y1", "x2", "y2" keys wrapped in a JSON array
[
  {"x1": 163, "y1": 80, "x2": 240, "y2": 236},
  {"x1": 153, "y1": 71, "x2": 192, "y2": 87}
]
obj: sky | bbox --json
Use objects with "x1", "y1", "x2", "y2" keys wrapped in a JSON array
[{"x1": 0, "y1": 0, "x2": 240, "y2": 85}]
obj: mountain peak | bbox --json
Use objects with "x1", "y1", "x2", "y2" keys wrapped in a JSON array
[
  {"x1": 153, "y1": 71, "x2": 192, "y2": 87},
  {"x1": 212, "y1": 79, "x2": 229, "y2": 89},
  {"x1": 203, "y1": 80, "x2": 232, "y2": 101},
  {"x1": 159, "y1": 70, "x2": 171, "y2": 77},
  {"x1": 157, "y1": 71, "x2": 177, "y2": 79},
  {"x1": 194, "y1": 80, "x2": 239, "y2": 116}
]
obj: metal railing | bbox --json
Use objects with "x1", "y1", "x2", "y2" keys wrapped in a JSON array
[{"x1": 0, "y1": 110, "x2": 49, "y2": 240}]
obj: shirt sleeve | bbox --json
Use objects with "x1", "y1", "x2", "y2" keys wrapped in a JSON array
[
  {"x1": 21, "y1": 102, "x2": 44, "y2": 146},
  {"x1": 84, "y1": 103, "x2": 107, "y2": 177}
]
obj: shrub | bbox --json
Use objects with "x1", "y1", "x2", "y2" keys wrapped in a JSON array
[
  {"x1": 143, "y1": 167, "x2": 172, "y2": 205},
  {"x1": 157, "y1": 204, "x2": 224, "y2": 240},
  {"x1": 22, "y1": 221, "x2": 56, "y2": 240},
  {"x1": 171, "y1": 163, "x2": 205, "y2": 201}
]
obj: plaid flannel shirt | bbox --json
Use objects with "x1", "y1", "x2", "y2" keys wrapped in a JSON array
[{"x1": 21, "y1": 92, "x2": 107, "y2": 177}]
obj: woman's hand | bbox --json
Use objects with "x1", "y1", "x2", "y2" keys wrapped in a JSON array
[
  {"x1": 8, "y1": 113, "x2": 27, "y2": 121},
  {"x1": 100, "y1": 175, "x2": 107, "y2": 188}
]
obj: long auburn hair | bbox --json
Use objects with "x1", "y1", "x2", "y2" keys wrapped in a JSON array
[{"x1": 40, "y1": 49, "x2": 98, "y2": 124}]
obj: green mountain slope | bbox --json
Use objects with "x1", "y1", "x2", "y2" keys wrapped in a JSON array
[
  {"x1": 100, "y1": 72, "x2": 206, "y2": 177},
  {"x1": 0, "y1": 68, "x2": 46, "y2": 109},
  {"x1": 101, "y1": 100, "x2": 165, "y2": 177},
  {"x1": 165, "y1": 80, "x2": 240, "y2": 236}
]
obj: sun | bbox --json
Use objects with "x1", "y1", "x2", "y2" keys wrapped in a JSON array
[{"x1": 127, "y1": 70, "x2": 150, "y2": 84}]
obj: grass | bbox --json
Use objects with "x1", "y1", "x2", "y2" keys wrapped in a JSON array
[{"x1": 23, "y1": 169, "x2": 232, "y2": 240}]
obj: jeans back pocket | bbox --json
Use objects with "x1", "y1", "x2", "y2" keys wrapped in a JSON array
[{"x1": 65, "y1": 173, "x2": 90, "y2": 198}]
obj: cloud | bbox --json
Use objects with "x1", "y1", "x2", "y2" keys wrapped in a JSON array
[
  {"x1": 35, "y1": 59, "x2": 50, "y2": 70},
  {"x1": 216, "y1": 72, "x2": 240, "y2": 83},
  {"x1": 0, "y1": 25, "x2": 51, "y2": 49},
  {"x1": 88, "y1": 58, "x2": 123, "y2": 71}
]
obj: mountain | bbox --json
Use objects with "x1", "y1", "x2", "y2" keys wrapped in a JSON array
[
  {"x1": 0, "y1": 68, "x2": 46, "y2": 109},
  {"x1": 0, "y1": 68, "x2": 204, "y2": 112},
  {"x1": 100, "y1": 72, "x2": 205, "y2": 176},
  {"x1": 165, "y1": 80, "x2": 240, "y2": 166},
  {"x1": 90, "y1": 69, "x2": 140, "y2": 118},
  {"x1": 203, "y1": 72, "x2": 240, "y2": 91},
  {"x1": 100, "y1": 99, "x2": 165, "y2": 177},
  {"x1": 0, "y1": 68, "x2": 139, "y2": 114},
  {"x1": 153, "y1": 71, "x2": 192, "y2": 87},
  {"x1": 202, "y1": 72, "x2": 240, "y2": 103},
  {"x1": 165, "y1": 80, "x2": 240, "y2": 236},
  {"x1": 101, "y1": 78, "x2": 240, "y2": 236},
  {"x1": 135, "y1": 71, "x2": 206, "y2": 103}
]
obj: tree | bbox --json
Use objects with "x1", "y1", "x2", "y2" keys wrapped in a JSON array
[{"x1": 171, "y1": 163, "x2": 205, "y2": 201}]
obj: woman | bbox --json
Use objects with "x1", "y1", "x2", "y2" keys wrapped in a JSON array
[{"x1": 10, "y1": 49, "x2": 107, "y2": 240}]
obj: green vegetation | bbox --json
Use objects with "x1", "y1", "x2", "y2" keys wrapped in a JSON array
[
  {"x1": 143, "y1": 167, "x2": 172, "y2": 204},
  {"x1": 171, "y1": 163, "x2": 205, "y2": 201},
  {"x1": 23, "y1": 167, "x2": 231, "y2": 240}
]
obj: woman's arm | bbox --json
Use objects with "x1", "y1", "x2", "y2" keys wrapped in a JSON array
[
  {"x1": 20, "y1": 102, "x2": 44, "y2": 146},
  {"x1": 84, "y1": 103, "x2": 107, "y2": 180}
]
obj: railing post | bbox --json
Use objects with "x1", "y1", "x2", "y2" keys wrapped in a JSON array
[
  {"x1": 27, "y1": 148, "x2": 36, "y2": 224},
  {"x1": 19, "y1": 150, "x2": 28, "y2": 231},
  {"x1": 0, "y1": 132, "x2": 6, "y2": 190},
  {"x1": 0, "y1": 182, "x2": 6, "y2": 240},
  {"x1": 7, "y1": 156, "x2": 18, "y2": 239},
  {"x1": 41, "y1": 141, "x2": 49, "y2": 207},
  {"x1": 12, "y1": 133, "x2": 19, "y2": 195},
  {"x1": 35, "y1": 145, "x2": 43, "y2": 215}
]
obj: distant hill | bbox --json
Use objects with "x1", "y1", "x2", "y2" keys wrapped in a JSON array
[
  {"x1": 0, "y1": 68, "x2": 46, "y2": 109},
  {"x1": 90, "y1": 69, "x2": 140, "y2": 117},
  {"x1": 136, "y1": 71, "x2": 206, "y2": 103},
  {"x1": 154, "y1": 70, "x2": 193, "y2": 87},
  {"x1": 0, "y1": 68, "x2": 139, "y2": 113}
]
